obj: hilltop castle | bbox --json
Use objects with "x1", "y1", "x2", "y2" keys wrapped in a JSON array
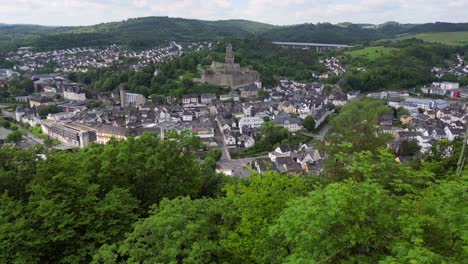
[{"x1": 197, "y1": 43, "x2": 258, "y2": 89}]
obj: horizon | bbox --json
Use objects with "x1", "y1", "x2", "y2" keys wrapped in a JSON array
[
  {"x1": 0, "y1": 16, "x2": 467, "y2": 28},
  {"x1": 1, "y1": 0, "x2": 468, "y2": 27}
]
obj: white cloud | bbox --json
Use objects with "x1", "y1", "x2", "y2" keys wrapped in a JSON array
[{"x1": 0, "y1": 0, "x2": 466, "y2": 26}]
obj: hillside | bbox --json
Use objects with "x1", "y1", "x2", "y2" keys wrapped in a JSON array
[
  {"x1": 260, "y1": 23, "x2": 385, "y2": 44},
  {"x1": 396, "y1": 31, "x2": 468, "y2": 46},
  {"x1": 261, "y1": 22, "x2": 468, "y2": 45},
  {"x1": 401, "y1": 22, "x2": 468, "y2": 34},
  {"x1": 0, "y1": 17, "x2": 273, "y2": 51},
  {"x1": 2, "y1": 18, "x2": 468, "y2": 52}
]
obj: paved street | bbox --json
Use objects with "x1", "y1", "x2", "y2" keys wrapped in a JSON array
[
  {"x1": 316, "y1": 124, "x2": 330, "y2": 141},
  {"x1": 1, "y1": 109, "x2": 45, "y2": 146}
]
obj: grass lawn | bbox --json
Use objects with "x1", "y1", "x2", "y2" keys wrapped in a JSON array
[
  {"x1": 27, "y1": 125, "x2": 48, "y2": 140},
  {"x1": 345, "y1": 46, "x2": 399, "y2": 61},
  {"x1": 397, "y1": 31, "x2": 468, "y2": 46}
]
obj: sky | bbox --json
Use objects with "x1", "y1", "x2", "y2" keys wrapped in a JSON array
[{"x1": 1, "y1": 0, "x2": 467, "y2": 26}]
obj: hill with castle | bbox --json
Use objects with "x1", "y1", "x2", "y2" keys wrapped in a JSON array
[{"x1": 195, "y1": 43, "x2": 259, "y2": 89}]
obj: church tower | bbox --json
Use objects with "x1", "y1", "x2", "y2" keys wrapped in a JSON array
[
  {"x1": 119, "y1": 85, "x2": 126, "y2": 108},
  {"x1": 225, "y1": 43, "x2": 235, "y2": 65}
]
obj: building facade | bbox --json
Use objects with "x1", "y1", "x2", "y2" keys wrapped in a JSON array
[{"x1": 41, "y1": 120, "x2": 96, "y2": 148}]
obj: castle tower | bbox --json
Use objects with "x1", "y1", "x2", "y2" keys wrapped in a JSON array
[
  {"x1": 119, "y1": 85, "x2": 126, "y2": 108},
  {"x1": 225, "y1": 43, "x2": 235, "y2": 65}
]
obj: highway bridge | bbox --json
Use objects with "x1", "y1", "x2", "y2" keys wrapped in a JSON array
[{"x1": 272, "y1": 41, "x2": 353, "y2": 51}]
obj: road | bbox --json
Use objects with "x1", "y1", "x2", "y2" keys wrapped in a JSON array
[
  {"x1": 1, "y1": 109, "x2": 45, "y2": 146},
  {"x1": 0, "y1": 109, "x2": 15, "y2": 119},
  {"x1": 25, "y1": 130, "x2": 45, "y2": 145},
  {"x1": 213, "y1": 117, "x2": 231, "y2": 160},
  {"x1": 316, "y1": 124, "x2": 330, "y2": 141}
]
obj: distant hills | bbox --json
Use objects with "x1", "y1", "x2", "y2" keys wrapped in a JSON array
[
  {"x1": 0, "y1": 17, "x2": 274, "y2": 51},
  {"x1": 261, "y1": 22, "x2": 468, "y2": 45},
  {"x1": 1, "y1": 17, "x2": 468, "y2": 51}
]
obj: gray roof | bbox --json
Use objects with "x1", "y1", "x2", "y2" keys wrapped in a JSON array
[{"x1": 274, "y1": 114, "x2": 301, "y2": 125}]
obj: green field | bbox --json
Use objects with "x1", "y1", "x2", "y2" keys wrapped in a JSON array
[
  {"x1": 397, "y1": 31, "x2": 468, "y2": 46},
  {"x1": 345, "y1": 46, "x2": 399, "y2": 61}
]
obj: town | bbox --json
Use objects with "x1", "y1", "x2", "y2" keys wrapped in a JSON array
[
  {"x1": 4, "y1": 41, "x2": 211, "y2": 72},
  {"x1": 1, "y1": 43, "x2": 467, "y2": 178},
  {"x1": 1, "y1": 6, "x2": 467, "y2": 263}
]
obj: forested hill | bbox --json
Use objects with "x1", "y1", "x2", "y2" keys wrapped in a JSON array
[
  {"x1": 402, "y1": 22, "x2": 468, "y2": 34},
  {"x1": 2, "y1": 18, "x2": 468, "y2": 51},
  {"x1": 261, "y1": 22, "x2": 468, "y2": 44},
  {"x1": 0, "y1": 17, "x2": 275, "y2": 51}
]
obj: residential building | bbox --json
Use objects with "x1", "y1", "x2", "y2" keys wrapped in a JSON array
[
  {"x1": 41, "y1": 120, "x2": 97, "y2": 148},
  {"x1": 61, "y1": 83, "x2": 86, "y2": 101},
  {"x1": 240, "y1": 84, "x2": 259, "y2": 98},
  {"x1": 93, "y1": 124, "x2": 131, "y2": 144},
  {"x1": 182, "y1": 94, "x2": 199, "y2": 104},
  {"x1": 239, "y1": 116, "x2": 264, "y2": 134},
  {"x1": 220, "y1": 91, "x2": 240, "y2": 102},
  {"x1": 274, "y1": 114, "x2": 302, "y2": 132},
  {"x1": 29, "y1": 97, "x2": 54, "y2": 108},
  {"x1": 237, "y1": 134, "x2": 255, "y2": 148},
  {"x1": 125, "y1": 93, "x2": 146, "y2": 107},
  {"x1": 200, "y1": 93, "x2": 217, "y2": 104}
]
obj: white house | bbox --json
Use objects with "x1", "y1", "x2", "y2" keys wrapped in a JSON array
[
  {"x1": 125, "y1": 93, "x2": 146, "y2": 107},
  {"x1": 182, "y1": 111, "x2": 193, "y2": 122},
  {"x1": 237, "y1": 134, "x2": 255, "y2": 148},
  {"x1": 239, "y1": 116, "x2": 264, "y2": 134},
  {"x1": 182, "y1": 94, "x2": 199, "y2": 104},
  {"x1": 275, "y1": 145, "x2": 291, "y2": 156},
  {"x1": 274, "y1": 114, "x2": 302, "y2": 132},
  {"x1": 432, "y1": 82, "x2": 459, "y2": 90},
  {"x1": 223, "y1": 129, "x2": 236, "y2": 146}
]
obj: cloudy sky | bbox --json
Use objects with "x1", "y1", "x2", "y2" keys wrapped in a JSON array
[{"x1": 1, "y1": 0, "x2": 467, "y2": 26}]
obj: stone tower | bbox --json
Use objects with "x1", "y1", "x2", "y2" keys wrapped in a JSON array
[
  {"x1": 119, "y1": 85, "x2": 126, "y2": 108},
  {"x1": 225, "y1": 43, "x2": 234, "y2": 65}
]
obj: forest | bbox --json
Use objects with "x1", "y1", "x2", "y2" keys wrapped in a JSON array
[
  {"x1": 339, "y1": 39, "x2": 468, "y2": 91},
  {"x1": 0, "y1": 99, "x2": 466, "y2": 263},
  {"x1": 0, "y1": 17, "x2": 272, "y2": 52},
  {"x1": 2, "y1": 18, "x2": 468, "y2": 52}
]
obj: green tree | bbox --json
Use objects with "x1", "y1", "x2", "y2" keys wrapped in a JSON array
[
  {"x1": 0, "y1": 118, "x2": 10, "y2": 128},
  {"x1": 0, "y1": 146, "x2": 38, "y2": 201},
  {"x1": 269, "y1": 180, "x2": 397, "y2": 263},
  {"x1": 43, "y1": 137, "x2": 54, "y2": 148},
  {"x1": 325, "y1": 98, "x2": 392, "y2": 155},
  {"x1": 221, "y1": 172, "x2": 306, "y2": 263},
  {"x1": 303, "y1": 115, "x2": 316, "y2": 132},
  {"x1": 101, "y1": 77, "x2": 115, "y2": 91},
  {"x1": 335, "y1": 148, "x2": 434, "y2": 195},
  {"x1": 260, "y1": 122, "x2": 291, "y2": 146},
  {"x1": 38, "y1": 105, "x2": 62, "y2": 117},
  {"x1": 398, "y1": 140, "x2": 421, "y2": 157},
  {"x1": 94, "y1": 197, "x2": 226, "y2": 264},
  {"x1": 383, "y1": 178, "x2": 467, "y2": 263},
  {"x1": 5, "y1": 130, "x2": 22, "y2": 144}
]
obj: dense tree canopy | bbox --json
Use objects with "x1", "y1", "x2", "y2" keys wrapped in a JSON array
[
  {"x1": 0, "y1": 100, "x2": 466, "y2": 263},
  {"x1": 340, "y1": 40, "x2": 461, "y2": 92},
  {"x1": 0, "y1": 131, "x2": 230, "y2": 262}
]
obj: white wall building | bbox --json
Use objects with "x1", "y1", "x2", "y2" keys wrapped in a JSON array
[
  {"x1": 239, "y1": 116, "x2": 264, "y2": 134},
  {"x1": 432, "y1": 82, "x2": 459, "y2": 90},
  {"x1": 125, "y1": 93, "x2": 146, "y2": 107},
  {"x1": 63, "y1": 90, "x2": 86, "y2": 101}
]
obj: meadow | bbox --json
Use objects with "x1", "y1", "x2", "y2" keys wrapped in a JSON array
[
  {"x1": 397, "y1": 31, "x2": 468, "y2": 46},
  {"x1": 345, "y1": 46, "x2": 399, "y2": 61}
]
